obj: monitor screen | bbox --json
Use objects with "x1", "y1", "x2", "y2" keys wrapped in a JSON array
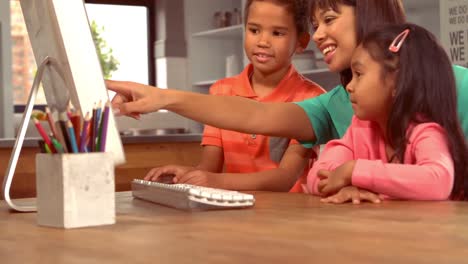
[{"x1": 20, "y1": 0, "x2": 125, "y2": 164}]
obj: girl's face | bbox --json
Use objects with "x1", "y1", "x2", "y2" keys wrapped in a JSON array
[
  {"x1": 244, "y1": 1, "x2": 302, "y2": 75},
  {"x1": 311, "y1": 4, "x2": 357, "y2": 73},
  {"x1": 346, "y1": 45, "x2": 395, "y2": 124}
]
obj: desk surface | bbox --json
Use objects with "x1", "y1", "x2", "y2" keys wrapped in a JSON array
[{"x1": 1, "y1": 192, "x2": 468, "y2": 263}]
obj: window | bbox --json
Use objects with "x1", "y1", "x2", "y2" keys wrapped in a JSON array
[
  {"x1": 10, "y1": 0, "x2": 156, "y2": 112},
  {"x1": 84, "y1": 0, "x2": 156, "y2": 84},
  {"x1": 10, "y1": 0, "x2": 44, "y2": 109}
]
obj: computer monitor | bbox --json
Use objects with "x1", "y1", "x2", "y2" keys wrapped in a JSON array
[
  {"x1": 2, "y1": 0, "x2": 125, "y2": 211},
  {"x1": 21, "y1": 0, "x2": 125, "y2": 163}
]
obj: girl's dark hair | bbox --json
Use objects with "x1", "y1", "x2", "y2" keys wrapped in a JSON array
[
  {"x1": 244, "y1": 0, "x2": 311, "y2": 35},
  {"x1": 310, "y1": 0, "x2": 406, "y2": 86},
  {"x1": 362, "y1": 23, "x2": 468, "y2": 200}
]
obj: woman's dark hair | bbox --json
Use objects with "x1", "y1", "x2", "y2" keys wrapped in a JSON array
[
  {"x1": 362, "y1": 23, "x2": 468, "y2": 200},
  {"x1": 310, "y1": 0, "x2": 406, "y2": 86},
  {"x1": 244, "y1": 0, "x2": 311, "y2": 35}
]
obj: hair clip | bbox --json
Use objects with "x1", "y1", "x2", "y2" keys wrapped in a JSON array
[{"x1": 389, "y1": 29, "x2": 410, "y2": 53}]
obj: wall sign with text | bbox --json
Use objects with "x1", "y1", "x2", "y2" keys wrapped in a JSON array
[{"x1": 441, "y1": 0, "x2": 468, "y2": 67}]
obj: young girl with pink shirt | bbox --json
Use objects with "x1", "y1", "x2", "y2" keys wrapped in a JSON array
[{"x1": 308, "y1": 23, "x2": 468, "y2": 203}]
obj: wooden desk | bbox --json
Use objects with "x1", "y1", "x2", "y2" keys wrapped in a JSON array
[{"x1": 1, "y1": 192, "x2": 468, "y2": 263}]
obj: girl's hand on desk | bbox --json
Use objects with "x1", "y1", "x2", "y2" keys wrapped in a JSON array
[
  {"x1": 144, "y1": 165, "x2": 196, "y2": 183},
  {"x1": 317, "y1": 160, "x2": 356, "y2": 196},
  {"x1": 106, "y1": 80, "x2": 165, "y2": 118},
  {"x1": 320, "y1": 186, "x2": 381, "y2": 204}
]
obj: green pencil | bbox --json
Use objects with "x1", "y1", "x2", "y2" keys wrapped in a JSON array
[{"x1": 51, "y1": 137, "x2": 65, "y2": 153}]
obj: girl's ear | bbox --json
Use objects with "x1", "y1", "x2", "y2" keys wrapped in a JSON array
[
  {"x1": 296, "y1": 32, "x2": 311, "y2": 53},
  {"x1": 388, "y1": 72, "x2": 398, "y2": 98}
]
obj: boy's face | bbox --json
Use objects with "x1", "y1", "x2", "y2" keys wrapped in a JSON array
[
  {"x1": 311, "y1": 4, "x2": 357, "y2": 73},
  {"x1": 244, "y1": 1, "x2": 301, "y2": 75},
  {"x1": 346, "y1": 45, "x2": 395, "y2": 125}
]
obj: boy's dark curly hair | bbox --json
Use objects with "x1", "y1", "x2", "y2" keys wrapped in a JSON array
[{"x1": 244, "y1": 0, "x2": 311, "y2": 35}]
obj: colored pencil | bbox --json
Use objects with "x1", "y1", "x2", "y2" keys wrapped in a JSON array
[
  {"x1": 98, "y1": 102, "x2": 110, "y2": 152},
  {"x1": 33, "y1": 118, "x2": 55, "y2": 153},
  {"x1": 54, "y1": 119, "x2": 69, "y2": 153},
  {"x1": 67, "y1": 120, "x2": 79, "y2": 153},
  {"x1": 70, "y1": 110, "x2": 81, "y2": 147},
  {"x1": 89, "y1": 103, "x2": 97, "y2": 152},
  {"x1": 51, "y1": 137, "x2": 65, "y2": 153},
  {"x1": 66, "y1": 105, "x2": 73, "y2": 120},
  {"x1": 59, "y1": 112, "x2": 72, "y2": 153},
  {"x1": 94, "y1": 101, "x2": 102, "y2": 151},
  {"x1": 45, "y1": 107, "x2": 58, "y2": 139},
  {"x1": 44, "y1": 144, "x2": 52, "y2": 154},
  {"x1": 80, "y1": 112, "x2": 91, "y2": 153}
]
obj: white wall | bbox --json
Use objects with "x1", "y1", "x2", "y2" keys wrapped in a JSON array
[
  {"x1": 404, "y1": 0, "x2": 440, "y2": 38},
  {"x1": 113, "y1": 0, "x2": 200, "y2": 135},
  {"x1": 114, "y1": 56, "x2": 199, "y2": 134}
]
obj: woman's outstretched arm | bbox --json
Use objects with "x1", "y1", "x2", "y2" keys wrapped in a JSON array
[{"x1": 106, "y1": 80, "x2": 316, "y2": 142}]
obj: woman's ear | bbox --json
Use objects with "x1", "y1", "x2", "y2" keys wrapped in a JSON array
[{"x1": 296, "y1": 32, "x2": 310, "y2": 53}]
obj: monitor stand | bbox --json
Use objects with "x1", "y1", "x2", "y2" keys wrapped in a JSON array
[{"x1": 2, "y1": 56, "x2": 65, "y2": 212}]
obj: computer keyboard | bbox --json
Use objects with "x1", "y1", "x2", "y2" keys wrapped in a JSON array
[{"x1": 131, "y1": 179, "x2": 255, "y2": 210}]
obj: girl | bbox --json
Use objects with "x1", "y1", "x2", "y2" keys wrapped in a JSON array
[
  {"x1": 311, "y1": 23, "x2": 468, "y2": 203},
  {"x1": 143, "y1": 0, "x2": 325, "y2": 192}
]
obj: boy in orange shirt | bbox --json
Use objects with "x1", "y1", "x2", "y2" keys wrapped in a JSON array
[{"x1": 145, "y1": 0, "x2": 325, "y2": 192}]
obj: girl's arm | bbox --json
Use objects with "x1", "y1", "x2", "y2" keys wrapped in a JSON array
[
  {"x1": 306, "y1": 127, "x2": 356, "y2": 195},
  {"x1": 177, "y1": 144, "x2": 313, "y2": 191},
  {"x1": 352, "y1": 123, "x2": 454, "y2": 200},
  {"x1": 106, "y1": 80, "x2": 316, "y2": 142}
]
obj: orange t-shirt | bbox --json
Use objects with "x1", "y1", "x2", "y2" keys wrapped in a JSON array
[{"x1": 202, "y1": 64, "x2": 325, "y2": 192}]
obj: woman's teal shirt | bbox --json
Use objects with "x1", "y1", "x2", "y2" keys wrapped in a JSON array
[{"x1": 296, "y1": 65, "x2": 468, "y2": 147}]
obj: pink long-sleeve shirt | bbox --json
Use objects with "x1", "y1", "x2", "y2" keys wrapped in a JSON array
[{"x1": 307, "y1": 116, "x2": 454, "y2": 200}]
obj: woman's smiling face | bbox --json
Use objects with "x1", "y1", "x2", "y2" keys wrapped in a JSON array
[{"x1": 311, "y1": 4, "x2": 358, "y2": 73}]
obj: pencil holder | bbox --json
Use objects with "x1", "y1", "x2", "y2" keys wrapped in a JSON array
[{"x1": 36, "y1": 152, "x2": 115, "y2": 228}]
